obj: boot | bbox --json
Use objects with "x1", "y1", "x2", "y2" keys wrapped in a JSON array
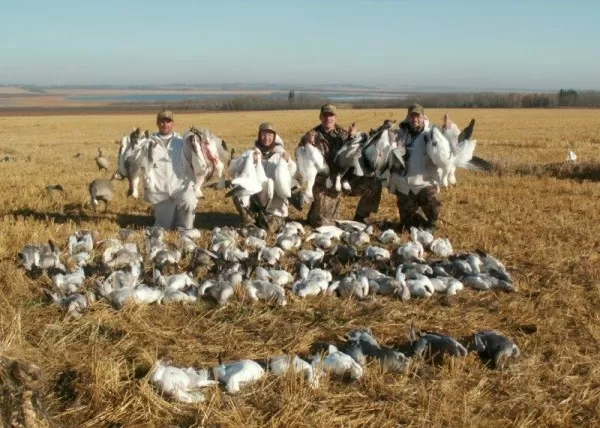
[
  {"x1": 233, "y1": 197, "x2": 256, "y2": 227},
  {"x1": 289, "y1": 188, "x2": 304, "y2": 211}
]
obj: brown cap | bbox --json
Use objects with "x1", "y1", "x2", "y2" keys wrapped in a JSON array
[
  {"x1": 320, "y1": 104, "x2": 337, "y2": 115},
  {"x1": 258, "y1": 122, "x2": 276, "y2": 134},
  {"x1": 407, "y1": 104, "x2": 424, "y2": 116},
  {"x1": 156, "y1": 110, "x2": 174, "y2": 122}
]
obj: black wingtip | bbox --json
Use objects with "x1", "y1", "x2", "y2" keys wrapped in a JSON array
[{"x1": 468, "y1": 156, "x2": 493, "y2": 172}]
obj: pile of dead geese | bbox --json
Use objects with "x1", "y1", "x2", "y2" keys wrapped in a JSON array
[
  {"x1": 17, "y1": 220, "x2": 519, "y2": 402},
  {"x1": 18, "y1": 220, "x2": 514, "y2": 318},
  {"x1": 151, "y1": 325, "x2": 519, "y2": 403}
]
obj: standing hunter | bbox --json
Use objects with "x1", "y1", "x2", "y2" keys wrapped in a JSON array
[
  {"x1": 391, "y1": 104, "x2": 440, "y2": 231},
  {"x1": 298, "y1": 104, "x2": 382, "y2": 227}
]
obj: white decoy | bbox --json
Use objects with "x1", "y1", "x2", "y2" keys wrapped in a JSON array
[
  {"x1": 178, "y1": 236, "x2": 197, "y2": 255},
  {"x1": 212, "y1": 359, "x2": 265, "y2": 394},
  {"x1": 198, "y1": 280, "x2": 235, "y2": 305},
  {"x1": 410, "y1": 227, "x2": 434, "y2": 249},
  {"x1": 153, "y1": 270, "x2": 197, "y2": 291},
  {"x1": 47, "y1": 290, "x2": 95, "y2": 318},
  {"x1": 268, "y1": 355, "x2": 320, "y2": 388},
  {"x1": 150, "y1": 360, "x2": 216, "y2": 403},
  {"x1": 262, "y1": 268, "x2": 294, "y2": 287},
  {"x1": 312, "y1": 345, "x2": 363, "y2": 380},
  {"x1": 406, "y1": 274, "x2": 434, "y2": 298},
  {"x1": 52, "y1": 267, "x2": 86, "y2": 295},
  {"x1": 245, "y1": 236, "x2": 267, "y2": 250},
  {"x1": 67, "y1": 230, "x2": 95, "y2": 255},
  {"x1": 378, "y1": 229, "x2": 401, "y2": 245},
  {"x1": 298, "y1": 248, "x2": 324, "y2": 268},
  {"x1": 364, "y1": 246, "x2": 390, "y2": 261},
  {"x1": 329, "y1": 274, "x2": 370, "y2": 300},
  {"x1": 566, "y1": 149, "x2": 577, "y2": 163},
  {"x1": 275, "y1": 233, "x2": 302, "y2": 251},
  {"x1": 244, "y1": 280, "x2": 287, "y2": 306},
  {"x1": 430, "y1": 238, "x2": 453, "y2": 257},
  {"x1": 281, "y1": 221, "x2": 305, "y2": 236},
  {"x1": 18, "y1": 244, "x2": 40, "y2": 272},
  {"x1": 342, "y1": 230, "x2": 370, "y2": 247},
  {"x1": 102, "y1": 285, "x2": 164, "y2": 310},
  {"x1": 313, "y1": 225, "x2": 345, "y2": 239},
  {"x1": 258, "y1": 246, "x2": 285, "y2": 266}
]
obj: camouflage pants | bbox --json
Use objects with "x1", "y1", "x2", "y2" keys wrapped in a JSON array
[
  {"x1": 396, "y1": 186, "x2": 441, "y2": 230},
  {"x1": 307, "y1": 175, "x2": 382, "y2": 228},
  {"x1": 233, "y1": 196, "x2": 286, "y2": 233}
]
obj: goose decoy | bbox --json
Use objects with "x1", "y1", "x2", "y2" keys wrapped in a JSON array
[
  {"x1": 212, "y1": 358, "x2": 265, "y2": 394},
  {"x1": 410, "y1": 323, "x2": 467, "y2": 360},
  {"x1": 244, "y1": 279, "x2": 287, "y2": 306},
  {"x1": 430, "y1": 238, "x2": 453, "y2": 257},
  {"x1": 473, "y1": 330, "x2": 520, "y2": 368},
  {"x1": 95, "y1": 147, "x2": 109, "y2": 172},
  {"x1": 268, "y1": 355, "x2": 319, "y2": 388},
  {"x1": 89, "y1": 179, "x2": 114, "y2": 212},
  {"x1": 311, "y1": 345, "x2": 363, "y2": 381},
  {"x1": 150, "y1": 360, "x2": 216, "y2": 403}
]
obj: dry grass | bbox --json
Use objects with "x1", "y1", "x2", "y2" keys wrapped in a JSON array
[{"x1": 1, "y1": 108, "x2": 600, "y2": 427}]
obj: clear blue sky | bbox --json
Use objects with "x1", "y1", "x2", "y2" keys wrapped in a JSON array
[{"x1": 2, "y1": 0, "x2": 599, "y2": 90}]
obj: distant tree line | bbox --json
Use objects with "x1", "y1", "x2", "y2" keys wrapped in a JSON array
[{"x1": 163, "y1": 89, "x2": 600, "y2": 112}]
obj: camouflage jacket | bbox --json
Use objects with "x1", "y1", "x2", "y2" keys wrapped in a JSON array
[{"x1": 299, "y1": 124, "x2": 350, "y2": 169}]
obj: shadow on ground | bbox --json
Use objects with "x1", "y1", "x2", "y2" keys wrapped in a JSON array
[{"x1": 5, "y1": 207, "x2": 241, "y2": 231}]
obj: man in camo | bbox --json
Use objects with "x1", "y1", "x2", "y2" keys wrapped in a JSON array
[
  {"x1": 392, "y1": 104, "x2": 440, "y2": 231},
  {"x1": 298, "y1": 104, "x2": 382, "y2": 227}
]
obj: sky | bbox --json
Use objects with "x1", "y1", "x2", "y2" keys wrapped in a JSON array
[{"x1": 2, "y1": 0, "x2": 599, "y2": 91}]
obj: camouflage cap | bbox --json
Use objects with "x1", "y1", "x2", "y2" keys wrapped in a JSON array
[
  {"x1": 407, "y1": 104, "x2": 424, "y2": 116},
  {"x1": 156, "y1": 110, "x2": 174, "y2": 122},
  {"x1": 258, "y1": 122, "x2": 276, "y2": 134},
  {"x1": 320, "y1": 104, "x2": 337, "y2": 115}
]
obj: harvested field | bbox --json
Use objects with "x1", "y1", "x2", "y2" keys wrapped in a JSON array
[{"x1": 1, "y1": 108, "x2": 600, "y2": 427}]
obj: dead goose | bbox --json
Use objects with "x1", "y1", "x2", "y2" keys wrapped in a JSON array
[
  {"x1": 344, "y1": 328, "x2": 410, "y2": 373},
  {"x1": 212, "y1": 358, "x2": 265, "y2": 394},
  {"x1": 298, "y1": 248, "x2": 324, "y2": 268},
  {"x1": 239, "y1": 226, "x2": 268, "y2": 240},
  {"x1": 150, "y1": 360, "x2": 216, "y2": 403},
  {"x1": 378, "y1": 229, "x2": 401, "y2": 245},
  {"x1": 89, "y1": 179, "x2": 114, "y2": 212},
  {"x1": 342, "y1": 230, "x2": 370, "y2": 247},
  {"x1": 462, "y1": 274, "x2": 515, "y2": 292},
  {"x1": 473, "y1": 330, "x2": 520, "y2": 368},
  {"x1": 311, "y1": 344, "x2": 363, "y2": 381},
  {"x1": 396, "y1": 228, "x2": 425, "y2": 262},
  {"x1": 405, "y1": 272, "x2": 435, "y2": 298},
  {"x1": 430, "y1": 238, "x2": 453, "y2": 257},
  {"x1": 118, "y1": 228, "x2": 138, "y2": 242},
  {"x1": 258, "y1": 247, "x2": 285, "y2": 266},
  {"x1": 18, "y1": 244, "x2": 41, "y2": 272},
  {"x1": 67, "y1": 230, "x2": 95, "y2": 255},
  {"x1": 328, "y1": 274, "x2": 369, "y2": 300},
  {"x1": 102, "y1": 285, "x2": 164, "y2": 310},
  {"x1": 95, "y1": 147, "x2": 109, "y2": 172},
  {"x1": 411, "y1": 227, "x2": 434, "y2": 249},
  {"x1": 275, "y1": 233, "x2": 302, "y2": 251},
  {"x1": 198, "y1": 279, "x2": 235, "y2": 305},
  {"x1": 255, "y1": 267, "x2": 294, "y2": 287},
  {"x1": 410, "y1": 323, "x2": 468, "y2": 360},
  {"x1": 47, "y1": 290, "x2": 95, "y2": 319},
  {"x1": 245, "y1": 236, "x2": 267, "y2": 250},
  {"x1": 364, "y1": 246, "x2": 390, "y2": 261},
  {"x1": 268, "y1": 355, "x2": 319, "y2": 388},
  {"x1": 52, "y1": 266, "x2": 86, "y2": 295},
  {"x1": 244, "y1": 279, "x2": 287, "y2": 306},
  {"x1": 327, "y1": 245, "x2": 358, "y2": 264}
]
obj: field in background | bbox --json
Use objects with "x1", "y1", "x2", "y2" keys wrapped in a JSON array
[{"x1": 1, "y1": 109, "x2": 600, "y2": 426}]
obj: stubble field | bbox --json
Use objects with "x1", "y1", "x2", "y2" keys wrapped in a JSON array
[{"x1": 1, "y1": 108, "x2": 599, "y2": 427}]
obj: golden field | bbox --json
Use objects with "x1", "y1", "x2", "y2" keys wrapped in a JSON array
[{"x1": 1, "y1": 108, "x2": 600, "y2": 427}]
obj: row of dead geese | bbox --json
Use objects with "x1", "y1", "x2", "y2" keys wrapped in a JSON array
[
  {"x1": 150, "y1": 326, "x2": 520, "y2": 403},
  {"x1": 17, "y1": 220, "x2": 515, "y2": 318}
]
